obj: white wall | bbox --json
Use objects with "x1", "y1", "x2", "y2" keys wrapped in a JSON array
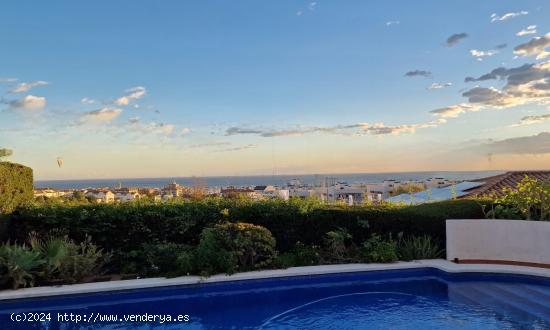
[{"x1": 446, "y1": 219, "x2": 550, "y2": 265}]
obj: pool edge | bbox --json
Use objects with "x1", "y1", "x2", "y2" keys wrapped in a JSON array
[{"x1": 1, "y1": 259, "x2": 549, "y2": 301}]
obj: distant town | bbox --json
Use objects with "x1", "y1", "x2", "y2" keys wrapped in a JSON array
[{"x1": 33, "y1": 173, "x2": 519, "y2": 205}]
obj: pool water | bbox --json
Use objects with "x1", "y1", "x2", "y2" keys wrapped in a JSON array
[{"x1": 0, "y1": 268, "x2": 549, "y2": 329}]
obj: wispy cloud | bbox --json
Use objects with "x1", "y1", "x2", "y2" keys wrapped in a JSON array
[
  {"x1": 472, "y1": 132, "x2": 550, "y2": 155},
  {"x1": 0, "y1": 77, "x2": 17, "y2": 83},
  {"x1": 215, "y1": 144, "x2": 258, "y2": 152},
  {"x1": 114, "y1": 86, "x2": 146, "y2": 106},
  {"x1": 386, "y1": 20, "x2": 400, "y2": 26},
  {"x1": 189, "y1": 141, "x2": 232, "y2": 149},
  {"x1": 513, "y1": 33, "x2": 550, "y2": 60},
  {"x1": 225, "y1": 119, "x2": 446, "y2": 138},
  {"x1": 81, "y1": 97, "x2": 95, "y2": 105},
  {"x1": 79, "y1": 107, "x2": 123, "y2": 123},
  {"x1": 180, "y1": 127, "x2": 191, "y2": 136},
  {"x1": 427, "y1": 82, "x2": 452, "y2": 90},
  {"x1": 8, "y1": 81, "x2": 49, "y2": 93},
  {"x1": 511, "y1": 114, "x2": 550, "y2": 127},
  {"x1": 404, "y1": 70, "x2": 432, "y2": 78},
  {"x1": 517, "y1": 25, "x2": 537, "y2": 37},
  {"x1": 490, "y1": 11, "x2": 528, "y2": 23},
  {"x1": 446, "y1": 33, "x2": 468, "y2": 47},
  {"x1": 470, "y1": 49, "x2": 498, "y2": 60},
  {"x1": 430, "y1": 103, "x2": 481, "y2": 118}
]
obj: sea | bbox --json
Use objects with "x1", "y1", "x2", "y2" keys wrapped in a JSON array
[{"x1": 35, "y1": 170, "x2": 505, "y2": 190}]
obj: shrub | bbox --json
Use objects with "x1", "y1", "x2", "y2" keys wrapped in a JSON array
[
  {"x1": 58, "y1": 236, "x2": 107, "y2": 283},
  {"x1": 324, "y1": 228, "x2": 352, "y2": 262},
  {"x1": 28, "y1": 233, "x2": 70, "y2": 279},
  {"x1": 0, "y1": 162, "x2": 33, "y2": 215},
  {"x1": 141, "y1": 242, "x2": 191, "y2": 276},
  {"x1": 359, "y1": 234, "x2": 398, "y2": 263},
  {"x1": 492, "y1": 176, "x2": 550, "y2": 221},
  {"x1": 195, "y1": 222, "x2": 276, "y2": 275},
  {"x1": 398, "y1": 235, "x2": 444, "y2": 261},
  {"x1": 0, "y1": 243, "x2": 44, "y2": 289},
  {"x1": 273, "y1": 242, "x2": 321, "y2": 268}
]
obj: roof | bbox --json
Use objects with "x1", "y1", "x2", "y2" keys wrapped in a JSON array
[
  {"x1": 387, "y1": 181, "x2": 485, "y2": 205},
  {"x1": 254, "y1": 185, "x2": 267, "y2": 191},
  {"x1": 460, "y1": 171, "x2": 550, "y2": 198}
]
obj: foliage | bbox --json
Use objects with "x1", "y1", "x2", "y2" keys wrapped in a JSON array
[
  {"x1": 398, "y1": 235, "x2": 444, "y2": 261},
  {"x1": 28, "y1": 232, "x2": 70, "y2": 279},
  {"x1": 480, "y1": 176, "x2": 550, "y2": 221},
  {"x1": 273, "y1": 241, "x2": 321, "y2": 268},
  {"x1": 195, "y1": 222, "x2": 276, "y2": 275},
  {"x1": 0, "y1": 243, "x2": 44, "y2": 289},
  {"x1": 0, "y1": 149, "x2": 13, "y2": 159},
  {"x1": 359, "y1": 234, "x2": 398, "y2": 263},
  {"x1": 58, "y1": 236, "x2": 107, "y2": 283},
  {"x1": 0, "y1": 162, "x2": 33, "y2": 215},
  {"x1": 141, "y1": 242, "x2": 191, "y2": 276},
  {"x1": 324, "y1": 227, "x2": 352, "y2": 262},
  {"x1": 390, "y1": 183, "x2": 425, "y2": 197}
]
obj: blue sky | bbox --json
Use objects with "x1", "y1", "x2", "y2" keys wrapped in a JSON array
[{"x1": 1, "y1": 0, "x2": 549, "y2": 179}]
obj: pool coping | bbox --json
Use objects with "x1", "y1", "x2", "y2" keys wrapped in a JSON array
[{"x1": 1, "y1": 259, "x2": 549, "y2": 301}]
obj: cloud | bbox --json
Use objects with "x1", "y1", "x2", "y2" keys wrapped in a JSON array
[
  {"x1": 215, "y1": 144, "x2": 258, "y2": 152},
  {"x1": 490, "y1": 11, "x2": 528, "y2": 23},
  {"x1": 495, "y1": 43, "x2": 507, "y2": 50},
  {"x1": 446, "y1": 33, "x2": 468, "y2": 47},
  {"x1": 427, "y1": 82, "x2": 452, "y2": 90},
  {"x1": 470, "y1": 49, "x2": 498, "y2": 59},
  {"x1": 189, "y1": 141, "x2": 232, "y2": 148},
  {"x1": 430, "y1": 103, "x2": 481, "y2": 118},
  {"x1": 513, "y1": 33, "x2": 550, "y2": 60},
  {"x1": 308, "y1": 1, "x2": 317, "y2": 11},
  {"x1": 0, "y1": 77, "x2": 17, "y2": 83},
  {"x1": 512, "y1": 114, "x2": 550, "y2": 127},
  {"x1": 224, "y1": 119, "x2": 446, "y2": 138},
  {"x1": 180, "y1": 127, "x2": 191, "y2": 136},
  {"x1": 516, "y1": 25, "x2": 537, "y2": 37},
  {"x1": 81, "y1": 97, "x2": 95, "y2": 104},
  {"x1": 8, "y1": 95, "x2": 46, "y2": 111},
  {"x1": 128, "y1": 117, "x2": 140, "y2": 124},
  {"x1": 386, "y1": 21, "x2": 400, "y2": 26},
  {"x1": 114, "y1": 86, "x2": 146, "y2": 106},
  {"x1": 404, "y1": 70, "x2": 432, "y2": 78},
  {"x1": 80, "y1": 107, "x2": 123, "y2": 123},
  {"x1": 8, "y1": 81, "x2": 49, "y2": 93},
  {"x1": 296, "y1": 10, "x2": 303, "y2": 16},
  {"x1": 473, "y1": 132, "x2": 550, "y2": 155}
]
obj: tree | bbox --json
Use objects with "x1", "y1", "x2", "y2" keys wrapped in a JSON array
[{"x1": 0, "y1": 148, "x2": 13, "y2": 159}]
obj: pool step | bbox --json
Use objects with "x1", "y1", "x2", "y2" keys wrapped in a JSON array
[{"x1": 448, "y1": 282, "x2": 550, "y2": 323}]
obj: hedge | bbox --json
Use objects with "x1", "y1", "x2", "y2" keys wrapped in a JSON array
[
  {"x1": 7, "y1": 198, "x2": 483, "y2": 255},
  {"x1": 0, "y1": 162, "x2": 33, "y2": 215}
]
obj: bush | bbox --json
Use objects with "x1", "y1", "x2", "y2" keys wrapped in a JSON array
[
  {"x1": 359, "y1": 234, "x2": 398, "y2": 263},
  {"x1": 398, "y1": 235, "x2": 444, "y2": 261},
  {"x1": 0, "y1": 243, "x2": 44, "y2": 289},
  {"x1": 141, "y1": 242, "x2": 191, "y2": 276},
  {"x1": 273, "y1": 242, "x2": 321, "y2": 268},
  {"x1": 195, "y1": 222, "x2": 277, "y2": 275},
  {"x1": 324, "y1": 228, "x2": 353, "y2": 262},
  {"x1": 0, "y1": 162, "x2": 33, "y2": 215},
  {"x1": 58, "y1": 236, "x2": 107, "y2": 283}
]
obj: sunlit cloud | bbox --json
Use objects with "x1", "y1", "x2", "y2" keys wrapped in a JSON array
[
  {"x1": 471, "y1": 132, "x2": 550, "y2": 155},
  {"x1": 517, "y1": 25, "x2": 537, "y2": 37},
  {"x1": 511, "y1": 114, "x2": 550, "y2": 127},
  {"x1": 114, "y1": 86, "x2": 146, "y2": 106},
  {"x1": 430, "y1": 103, "x2": 481, "y2": 118},
  {"x1": 490, "y1": 11, "x2": 528, "y2": 23},
  {"x1": 214, "y1": 144, "x2": 258, "y2": 152},
  {"x1": 513, "y1": 33, "x2": 550, "y2": 59},
  {"x1": 81, "y1": 97, "x2": 95, "y2": 105},
  {"x1": 469, "y1": 49, "x2": 498, "y2": 59},
  {"x1": 427, "y1": 82, "x2": 452, "y2": 90},
  {"x1": 0, "y1": 77, "x2": 18, "y2": 83},
  {"x1": 8, "y1": 95, "x2": 46, "y2": 111},
  {"x1": 79, "y1": 107, "x2": 123, "y2": 123},
  {"x1": 8, "y1": 81, "x2": 49, "y2": 93}
]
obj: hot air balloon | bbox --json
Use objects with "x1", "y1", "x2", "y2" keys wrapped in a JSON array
[{"x1": 56, "y1": 157, "x2": 64, "y2": 168}]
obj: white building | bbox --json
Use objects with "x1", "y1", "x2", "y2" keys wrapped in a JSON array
[{"x1": 85, "y1": 190, "x2": 115, "y2": 203}]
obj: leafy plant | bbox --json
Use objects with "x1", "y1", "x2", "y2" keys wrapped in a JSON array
[
  {"x1": 398, "y1": 235, "x2": 444, "y2": 261},
  {"x1": 324, "y1": 227, "x2": 352, "y2": 261},
  {"x1": 273, "y1": 242, "x2": 321, "y2": 268},
  {"x1": 359, "y1": 234, "x2": 398, "y2": 263},
  {"x1": 142, "y1": 242, "x2": 191, "y2": 276},
  {"x1": 0, "y1": 243, "x2": 45, "y2": 289},
  {"x1": 196, "y1": 222, "x2": 277, "y2": 275},
  {"x1": 58, "y1": 236, "x2": 107, "y2": 283}
]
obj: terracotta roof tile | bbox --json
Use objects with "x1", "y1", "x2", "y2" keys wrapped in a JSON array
[{"x1": 461, "y1": 171, "x2": 550, "y2": 198}]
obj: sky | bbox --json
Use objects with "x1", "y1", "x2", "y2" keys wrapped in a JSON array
[{"x1": 1, "y1": 0, "x2": 549, "y2": 180}]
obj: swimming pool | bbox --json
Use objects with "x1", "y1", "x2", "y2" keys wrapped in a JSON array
[{"x1": 0, "y1": 268, "x2": 549, "y2": 329}]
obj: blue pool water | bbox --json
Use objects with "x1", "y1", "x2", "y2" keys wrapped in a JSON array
[{"x1": 0, "y1": 268, "x2": 549, "y2": 329}]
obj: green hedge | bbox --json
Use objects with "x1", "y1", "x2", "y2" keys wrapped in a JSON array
[
  {"x1": 0, "y1": 162, "x2": 33, "y2": 215},
  {"x1": 7, "y1": 198, "x2": 483, "y2": 255}
]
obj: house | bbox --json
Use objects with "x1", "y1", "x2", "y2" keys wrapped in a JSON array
[
  {"x1": 162, "y1": 181, "x2": 185, "y2": 197},
  {"x1": 34, "y1": 189, "x2": 67, "y2": 198},
  {"x1": 387, "y1": 181, "x2": 484, "y2": 205},
  {"x1": 85, "y1": 190, "x2": 115, "y2": 203},
  {"x1": 460, "y1": 171, "x2": 550, "y2": 198}
]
